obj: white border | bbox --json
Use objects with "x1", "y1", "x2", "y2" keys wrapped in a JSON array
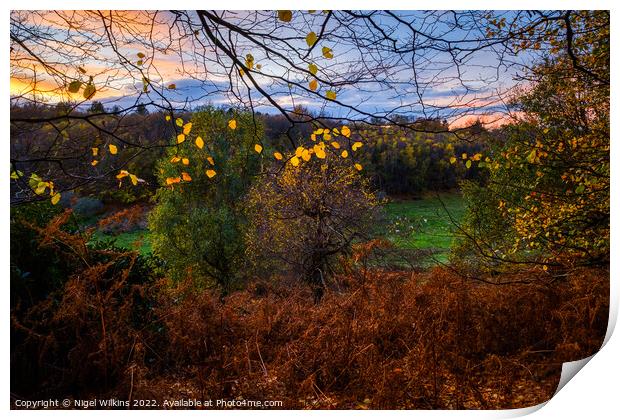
[{"x1": 3, "y1": 1, "x2": 618, "y2": 419}]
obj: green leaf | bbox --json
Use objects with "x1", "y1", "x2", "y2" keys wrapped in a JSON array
[{"x1": 465, "y1": 160, "x2": 472, "y2": 169}]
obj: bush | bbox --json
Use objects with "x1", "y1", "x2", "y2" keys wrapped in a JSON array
[
  {"x1": 148, "y1": 108, "x2": 262, "y2": 292},
  {"x1": 245, "y1": 152, "x2": 379, "y2": 299}
]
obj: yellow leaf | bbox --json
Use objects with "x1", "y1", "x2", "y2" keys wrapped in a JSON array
[
  {"x1": 91, "y1": 160, "x2": 98, "y2": 166},
  {"x1": 295, "y1": 146, "x2": 304, "y2": 157},
  {"x1": 306, "y1": 32, "x2": 318, "y2": 47},
  {"x1": 206, "y1": 169, "x2": 216, "y2": 178},
  {"x1": 228, "y1": 119, "x2": 237, "y2": 130},
  {"x1": 116, "y1": 170, "x2": 129, "y2": 179},
  {"x1": 341, "y1": 150, "x2": 349, "y2": 158},
  {"x1": 322, "y1": 46, "x2": 333, "y2": 59},
  {"x1": 51, "y1": 193, "x2": 61, "y2": 205},
  {"x1": 83, "y1": 83, "x2": 96, "y2": 99},
  {"x1": 183, "y1": 122, "x2": 192, "y2": 135},
  {"x1": 449, "y1": 157, "x2": 457, "y2": 164},
  {"x1": 314, "y1": 144, "x2": 326, "y2": 159},
  {"x1": 177, "y1": 134, "x2": 186, "y2": 144},
  {"x1": 311, "y1": 133, "x2": 317, "y2": 142},
  {"x1": 326, "y1": 90, "x2": 336, "y2": 100},
  {"x1": 195, "y1": 136, "x2": 204, "y2": 149},
  {"x1": 129, "y1": 174, "x2": 138, "y2": 186},
  {"x1": 278, "y1": 10, "x2": 292, "y2": 22},
  {"x1": 109, "y1": 144, "x2": 118, "y2": 155},
  {"x1": 473, "y1": 153, "x2": 482, "y2": 161},
  {"x1": 461, "y1": 153, "x2": 467, "y2": 159},
  {"x1": 290, "y1": 156, "x2": 300, "y2": 166},
  {"x1": 254, "y1": 144, "x2": 263, "y2": 153},
  {"x1": 182, "y1": 158, "x2": 189, "y2": 165},
  {"x1": 352, "y1": 141, "x2": 363, "y2": 151},
  {"x1": 181, "y1": 172, "x2": 192, "y2": 181},
  {"x1": 301, "y1": 149, "x2": 311, "y2": 161},
  {"x1": 354, "y1": 163, "x2": 363, "y2": 171},
  {"x1": 324, "y1": 133, "x2": 332, "y2": 141},
  {"x1": 165, "y1": 115, "x2": 171, "y2": 121},
  {"x1": 207, "y1": 156, "x2": 215, "y2": 165},
  {"x1": 166, "y1": 176, "x2": 181, "y2": 185},
  {"x1": 170, "y1": 156, "x2": 181, "y2": 163},
  {"x1": 137, "y1": 52, "x2": 145, "y2": 58},
  {"x1": 331, "y1": 141, "x2": 340, "y2": 149},
  {"x1": 67, "y1": 80, "x2": 81, "y2": 93},
  {"x1": 309, "y1": 63, "x2": 318, "y2": 75},
  {"x1": 309, "y1": 79, "x2": 318, "y2": 91},
  {"x1": 341, "y1": 126, "x2": 351, "y2": 137},
  {"x1": 465, "y1": 160, "x2": 472, "y2": 168},
  {"x1": 175, "y1": 117, "x2": 183, "y2": 127},
  {"x1": 274, "y1": 152, "x2": 283, "y2": 160},
  {"x1": 168, "y1": 83, "x2": 176, "y2": 89},
  {"x1": 92, "y1": 147, "x2": 98, "y2": 156}
]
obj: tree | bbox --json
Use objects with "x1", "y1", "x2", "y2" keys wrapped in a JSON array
[
  {"x1": 245, "y1": 137, "x2": 379, "y2": 301},
  {"x1": 453, "y1": 11, "x2": 609, "y2": 276},
  {"x1": 148, "y1": 108, "x2": 262, "y2": 291}
]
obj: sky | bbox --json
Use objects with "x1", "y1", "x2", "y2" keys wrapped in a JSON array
[{"x1": 10, "y1": 10, "x2": 540, "y2": 126}]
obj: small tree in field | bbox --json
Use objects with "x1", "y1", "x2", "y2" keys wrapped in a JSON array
[
  {"x1": 148, "y1": 108, "x2": 262, "y2": 292},
  {"x1": 245, "y1": 150, "x2": 379, "y2": 300}
]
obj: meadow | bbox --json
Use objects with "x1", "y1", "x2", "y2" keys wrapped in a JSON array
[{"x1": 90, "y1": 193, "x2": 466, "y2": 266}]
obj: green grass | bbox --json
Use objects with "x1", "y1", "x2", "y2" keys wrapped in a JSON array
[
  {"x1": 379, "y1": 193, "x2": 466, "y2": 264},
  {"x1": 90, "y1": 229, "x2": 152, "y2": 254},
  {"x1": 87, "y1": 193, "x2": 467, "y2": 264}
]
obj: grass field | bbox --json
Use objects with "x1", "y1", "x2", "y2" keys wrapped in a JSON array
[
  {"x1": 91, "y1": 193, "x2": 466, "y2": 265},
  {"x1": 380, "y1": 193, "x2": 466, "y2": 264}
]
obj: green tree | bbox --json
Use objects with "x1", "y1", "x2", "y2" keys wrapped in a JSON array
[{"x1": 148, "y1": 108, "x2": 262, "y2": 291}]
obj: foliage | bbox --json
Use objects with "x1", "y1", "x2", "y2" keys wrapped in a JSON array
[
  {"x1": 148, "y1": 108, "x2": 262, "y2": 291},
  {"x1": 454, "y1": 11, "x2": 609, "y2": 272},
  {"x1": 245, "y1": 150, "x2": 379, "y2": 299}
]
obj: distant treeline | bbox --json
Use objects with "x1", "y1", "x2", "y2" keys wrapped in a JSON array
[{"x1": 11, "y1": 102, "x2": 490, "y2": 203}]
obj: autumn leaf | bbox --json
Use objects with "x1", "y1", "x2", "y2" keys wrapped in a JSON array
[
  {"x1": 228, "y1": 119, "x2": 237, "y2": 130},
  {"x1": 92, "y1": 147, "x2": 98, "y2": 156},
  {"x1": 326, "y1": 90, "x2": 337, "y2": 100},
  {"x1": 331, "y1": 141, "x2": 340, "y2": 149},
  {"x1": 91, "y1": 160, "x2": 98, "y2": 166},
  {"x1": 465, "y1": 160, "x2": 472, "y2": 168},
  {"x1": 290, "y1": 156, "x2": 300, "y2": 167},
  {"x1": 306, "y1": 32, "x2": 318, "y2": 47},
  {"x1": 322, "y1": 46, "x2": 333, "y2": 59},
  {"x1": 165, "y1": 115, "x2": 171, "y2": 121},
  {"x1": 175, "y1": 117, "x2": 183, "y2": 127},
  {"x1": 137, "y1": 52, "x2": 145, "y2": 58},
  {"x1": 314, "y1": 144, "x2": 326, "y2": 159},
  {"x1": 274, "y1": 152, "x2": 283, "y2": 160},
  {"x1": 181, "y1": 172, "x2": 192, "y2": 182},
  {"x1": 450, "y1": 157, "x2": 457, "y2": 164},
  {"x1": 182, "y1": 158, "x2": 189, "y2": 165},
  {"x1": 301, "y1": 149, "x2": 311, "y2": 161},
  {"x1": 207, "y1": 156, "x2": 215, "y2": 165},
  {"x1": 308, "y1": 63, "x2": 318, "y2": 75},
  {"x1": 206, "y1": 169, "x2": 216, "y2": 178},
  {"x1": 195, "y1": 136, "x2": 204, "y2": 149},
  {"x1": 341, "y1": 126, "x2": 351, "y2": 138},
  {"x1": 354, "y1": 163, "x2": 363, "y2": 171},
  {"x1": 109, "y1": 144, "x2": 118, "y2": 155},
  {"x1": 177, "y1": 134, "x2": 186, "y2": 144},
  {"x1": 309, "y1": 79, "x2": 318, "y2": 91},
  {"x1": 183, "y1": 122, "x2": 192, "y2": 135},
  {"x1": 67, "y1": 81, "x2": 81, "y2": 93},
  {"x1": 168, "y1": 83, "x2": 176, "y2": 89},
  {"x1": 83, "y1": 83, "x2": 96, "y2": 99},
  {"x1": 130, "y1": 174, "x2": 138, "y2": 186},
  {"x1": 51, "y1": 192, "x2": 61, "y2": 205},
  {"x1": 352, "y1": 141, "x2": 363, "y2": 151},
  {"x1": 170, "y1": 156, "x2": 181, "y2": 163},
  {"x1": 254, "y1": 144, "x2": 263, "y2": 154},
  {"x1": 278, "y1": 10, "x2": 292, "y2": 22},
  {"x1": 341, "y1": 150, "x2": 349, "y2": 158}
]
